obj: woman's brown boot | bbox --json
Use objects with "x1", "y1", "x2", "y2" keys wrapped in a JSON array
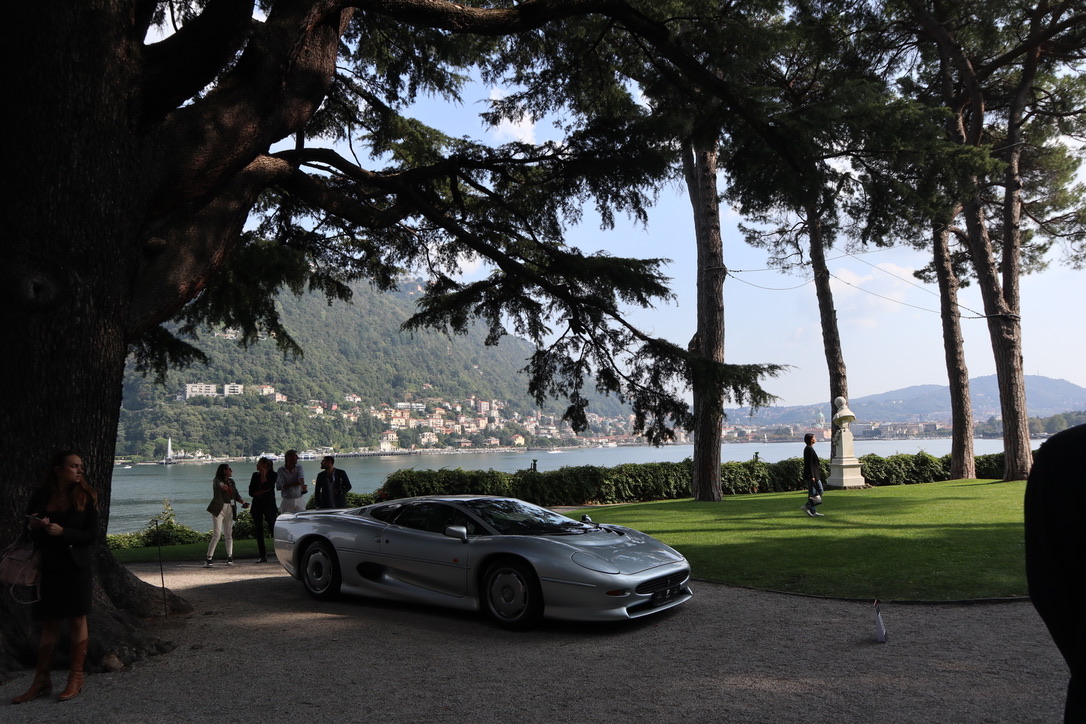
[
  {"x1": 57, "y1": 639, "x2": 87, "y2": 702},
  {"x1": 10, "y1": 644, "x2": 53, "y2": 704}
]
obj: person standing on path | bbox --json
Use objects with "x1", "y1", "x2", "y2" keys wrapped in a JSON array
[
  {"x1": 314, "y1": 456, "x2": 352, "y2": 509},
  {"x1": 276, "y1": 450, "x2": 307, "y2": 513},
  {"x1": 248, "y1": 457, "x2": 279, "y2": 563},
  {"x1": 12, "y1": 451, "x2": 98, "y2": 704},
  {"x1": 802, "y1": 433, "x2": 825, "y2": 517},
  {"x1": 205, "y1": 464, "x2": 248, "y2": 567}
]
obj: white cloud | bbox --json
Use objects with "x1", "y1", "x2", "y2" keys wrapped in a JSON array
[{"x1": 487, "y1": 88, "x2": 536, "y2": 144}]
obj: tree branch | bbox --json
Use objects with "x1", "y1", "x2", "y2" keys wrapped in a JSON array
[
  {"x1": 128, "y1": 155, "x2": 296, "y2": 335},
  {"x1": 150, "y1": 2, "x2": 352, "y2": 215},
  {"x1": 140, "y1": 0, "x2": 256, "y2": 121}
]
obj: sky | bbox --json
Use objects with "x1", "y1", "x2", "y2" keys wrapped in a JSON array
[{"x1": 403, "y1": 85, "x2": 1086, "y2": 409}]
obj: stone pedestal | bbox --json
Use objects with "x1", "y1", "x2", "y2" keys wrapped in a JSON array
[
  {"x1": 828, "y1": 457, "x2": 866, "y2": 489},
  {"x1": 827, "y1": 416, "x2": 865, "y2": 489}
]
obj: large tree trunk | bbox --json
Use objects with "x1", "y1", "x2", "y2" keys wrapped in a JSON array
[
  {"x1": 990, "y1": 50, "x2": 1035, "y2": 482},
  {"x1": 931, "y1": 220, "x2": 975, "y2": 479},
  {"x1": 805, "y1": 205, "x2": 848, "y2": 457},
  {"x1": 3, "y1": 2, "x2": 208, "y2": 673},
  {"x1": 4, "y1": 0, "x2": 354, "y2": 670},
  {"x1": 960, "y1": 198, "x2": 1032, "y2": 481},
  {"x1": 905, "y1": 0, "x2": 1037, "y2": 482},
  {"x1": 682, "y1": 141, "x2": 726, "y2": 502}
]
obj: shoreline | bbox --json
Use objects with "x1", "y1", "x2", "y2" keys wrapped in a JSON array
[{"x1": 113, "y1": 434, "x2": 1024, "y2": 467}]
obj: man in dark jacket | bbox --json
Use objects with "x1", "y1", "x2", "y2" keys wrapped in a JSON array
[
  {"x1": 1025, "y1": 424, "x2": 1086, "y2": 723},
  {"x1": 315, "y1": 456, "x2": 352, "y2": 509},
  {"x1": 802, "y1": 433, "x2": 824, "y2": 517}
]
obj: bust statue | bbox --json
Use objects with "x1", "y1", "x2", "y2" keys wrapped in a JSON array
[{"x1": 832, "y1": 396, "x2": 855, "y2": 430}]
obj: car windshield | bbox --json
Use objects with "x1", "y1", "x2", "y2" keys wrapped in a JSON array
[{"x1": 459, "y1": 498, "x2": 592, "y2": 536}]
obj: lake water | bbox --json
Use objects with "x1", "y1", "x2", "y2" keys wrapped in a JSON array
[{"x1": 106, "y1": 438, "x2": 1009, "y2": 534}]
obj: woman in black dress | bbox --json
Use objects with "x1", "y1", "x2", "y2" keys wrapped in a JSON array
[
  {"x1": 248, "y1": 457, "x2": 279, "y2": 563},
  {"x1": 12, "y1": 451, "x2": 98, "y2": 704}
]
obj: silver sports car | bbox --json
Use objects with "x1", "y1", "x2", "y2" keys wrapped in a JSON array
[{"x1": 273, "y1": 495, "x2": 692, "y2": 628}]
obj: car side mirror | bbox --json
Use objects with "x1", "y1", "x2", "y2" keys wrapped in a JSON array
[
  {"x1": 444, "y1": 525, "x2": 469, "y2": 543},
  {"x1": 581, "y1": 514, "x2": 593, "y2": 524}
]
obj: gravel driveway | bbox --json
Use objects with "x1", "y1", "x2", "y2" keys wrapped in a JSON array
[{"x1": 2, "y1": 561, "x2": 1068, "y2": 723}]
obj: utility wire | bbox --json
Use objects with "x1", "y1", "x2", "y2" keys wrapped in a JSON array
[
  {"x1": 724, "y1": 245, "x2": 992, "y2": 320},
  {"x1": 725, "y1": 274, "x2": 813, "y2": 291},
  {"x1": 829, "y1": 245, "x2": 989, "y2": 319}
]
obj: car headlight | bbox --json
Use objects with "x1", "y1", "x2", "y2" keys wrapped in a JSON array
[{"x1": 571, "y1": 552, "x2": 621, "y2": 574}]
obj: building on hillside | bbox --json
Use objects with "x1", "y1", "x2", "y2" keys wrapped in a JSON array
[
  {"x1": 223, "y1": 383, "x2": 244, "y2": 396},
  {"x1": 184, "y1": 383, "x2": 217, "y2": 399},
  {"x1": 378, "y1": 430, "x2": 399, "y2": 452},
  {"x1": 256, "y1": 385, "x2": 276, "y2": 396}
]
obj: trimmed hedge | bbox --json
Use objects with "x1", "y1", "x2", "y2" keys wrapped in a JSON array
[
  {"x1": 380, "y1": 463, "x2": 694, "y2": 506},
  {"x1": 375, "y1": 451, "x2": 1009, "y2": 507}
]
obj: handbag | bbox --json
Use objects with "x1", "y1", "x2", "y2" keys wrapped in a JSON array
[{"x1": 1, "y1": 534, "x2": 41, "y2": 604}]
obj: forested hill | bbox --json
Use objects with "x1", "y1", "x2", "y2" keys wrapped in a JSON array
[
  {"x1": 117, "y1": 279, "x2": 638, "y2": 458},
  {"x1": 121, "y1": 278, "x2": 626, "y2": 416}
]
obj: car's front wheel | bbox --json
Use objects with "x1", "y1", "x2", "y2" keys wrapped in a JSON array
[
  {"x1": 482, "y1": 558, "x2": 543, "y2": 629},
  {"x1": 301, "y1": 540, "x2": 341, "y2": 600}
]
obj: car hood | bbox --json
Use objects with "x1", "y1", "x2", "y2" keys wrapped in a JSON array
[{"x1": 556, "y1": 526, "x2": 685, "y2": 574}]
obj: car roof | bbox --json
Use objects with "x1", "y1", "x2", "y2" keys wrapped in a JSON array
[{"x1": 379, "y1": 494, "x2": 506, "y2": 504}]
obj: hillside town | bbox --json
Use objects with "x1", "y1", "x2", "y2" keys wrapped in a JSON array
[{"x1": 179, "y1": 381, "x2": 963, "y2": 452}]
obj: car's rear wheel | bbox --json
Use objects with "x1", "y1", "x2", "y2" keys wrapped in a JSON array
[
  {"x1": 301, "y1": 540, "x2": 341, "y2": 600},
  {"x1": 482, "y1": 558, "x2": 543, "y2": 629}
]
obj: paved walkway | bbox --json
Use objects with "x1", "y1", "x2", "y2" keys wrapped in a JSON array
[{"x1": 1, "y1": 561, "x2": 1068, "y2": 723}]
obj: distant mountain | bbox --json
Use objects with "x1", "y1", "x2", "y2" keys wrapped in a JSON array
[{"x1": 725, "y1": 375, "x2": 1086, "y2": 425}]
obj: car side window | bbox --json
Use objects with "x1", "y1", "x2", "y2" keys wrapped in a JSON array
[
  {"x1": 368, "y1": 503, "x2": 401, "y2": 522},
  {"x1": 393, "y1": 503, "x2": 477, "y2": 535}
]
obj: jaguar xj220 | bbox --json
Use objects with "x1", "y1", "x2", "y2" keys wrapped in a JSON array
[{"x1": 274, "y1": 495, "x2": 692, "y2": 628}]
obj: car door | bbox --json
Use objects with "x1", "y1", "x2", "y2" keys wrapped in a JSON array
[
  {"x1": 326, "y1": 508, "x2": 390, "y2": 575},
  {"x1": 379, "y1": 502, "x2": 473, "y2": 597}
]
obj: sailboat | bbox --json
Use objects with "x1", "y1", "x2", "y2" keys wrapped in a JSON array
[{"x1": 158, "y1": 437, "x2": 177, "y2": 465}]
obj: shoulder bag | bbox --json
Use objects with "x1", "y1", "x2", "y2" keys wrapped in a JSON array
[{"x1": 1, "y1": 533, "x2": 41, "y2": 604}]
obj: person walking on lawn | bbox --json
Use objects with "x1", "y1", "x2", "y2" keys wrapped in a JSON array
[{"x1": 802, "y1": 433, "x2": 825, "y2": 517}]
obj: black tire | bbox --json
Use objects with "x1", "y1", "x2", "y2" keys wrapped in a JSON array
[
  {"x1": 482, "y1": 558, "x2": 543, "y2": 629},
  {"x1": 301, "y1": 540, "x2": 341, "y2": 600}
]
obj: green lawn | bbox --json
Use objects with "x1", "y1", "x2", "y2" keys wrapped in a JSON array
[
  {"x1": 114, "y1": 479, "x2": 1027, "y2": 602},
  {"x1": 571, "y1": 478, "x2": 1027, "y2": 602}
]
